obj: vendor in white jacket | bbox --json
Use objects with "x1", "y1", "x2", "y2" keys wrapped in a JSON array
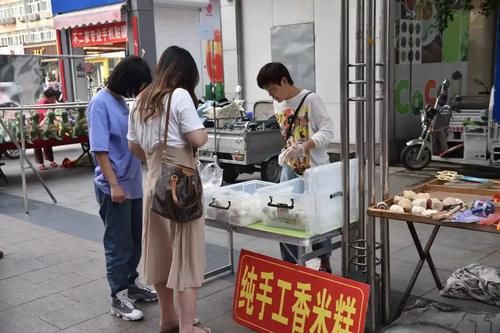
[{"x1": 257, "y1": 62, "x2": 335, "y2": 272}]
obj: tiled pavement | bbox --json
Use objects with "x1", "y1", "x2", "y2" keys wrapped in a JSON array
[{"x1": 0, "y1": 145, "x2": 499, "y2": 332}]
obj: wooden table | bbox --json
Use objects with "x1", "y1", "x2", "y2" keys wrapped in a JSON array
[{"x1": 368, "y1": 179, "x2": 500, "y2": 320}]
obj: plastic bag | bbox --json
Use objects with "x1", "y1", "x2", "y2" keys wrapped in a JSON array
[
  {"x1": 199, "y1": 162, "x2": 223, "y2": 189},
  {"x1": 440, "y1": 263, "x2": 500, "y2": 306}
]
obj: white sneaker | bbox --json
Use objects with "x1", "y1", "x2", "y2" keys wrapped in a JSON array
[{"x1": 110, "y1": 289, "x2": 144, "y2": 321}]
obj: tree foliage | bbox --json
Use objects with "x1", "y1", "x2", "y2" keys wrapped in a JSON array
[{"x1": 417, "y1": 0, "x2": 498, "y2": 32}]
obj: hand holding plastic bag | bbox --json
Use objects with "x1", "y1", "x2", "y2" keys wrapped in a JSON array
[
  {"x1": 282, "y1": 143, "x2": 305, "y2": 162},
  {"x1": 199, "y1": 161, "x2": 223, "y2": 189},
  {"x1": 278, "y1": 148, "x2": 287, "y2": 166}
]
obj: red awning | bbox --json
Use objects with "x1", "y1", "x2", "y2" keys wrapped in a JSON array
[{"x1": 53, "y1": 3, "x2": 125, "y2": 30}]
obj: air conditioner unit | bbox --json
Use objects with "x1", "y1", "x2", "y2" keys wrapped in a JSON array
[
  {"x1": 28, "y1": 13, "x2": 39, "y2": 21},
  {"x1": 6, "y1": 17, "x2": 15, "y2": 24},
  {"x1": 39, "y1": 11, "x2": 51, "y2": 19},
  {"x1": 17, "y1": 16, "x2": 25, "y2": 22}
]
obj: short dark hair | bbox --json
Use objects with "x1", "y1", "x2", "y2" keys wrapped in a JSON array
[
  {"x1": 43, "y1": 87, "x2": 59, "y2": 99},
  {"x1": 106, "y1": 56, "x2": 152, "y2": 98},
  {"x1": 257, "y1": 62, "x2": 294, "y2": 88}
]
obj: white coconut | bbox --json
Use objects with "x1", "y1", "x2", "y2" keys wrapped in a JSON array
[
  {"x1": 403, "y1": 190, "x2": 417, "y2": 200},
  {"x1": 414, "y1": 192, "x2": 431, "y2": 200},
  {"x1": 389, "y1": 205, "x2": 405, "y2": 214},
  {"x1": 430, "y1": 198, "x2": 443, "y2": 212},
  {"x1": 422, "y1": 209, "x2": 438, "y2": 217},
  {"x1": 412, "y1": 198, "x2": 428, "y2": 209},
  {"x1": 393, "y1": 195, "x2": 404, "y2": 204},
  {"x1": 398, "y1": 198, "x2": 413, "y2": 213},
  {"x1": 411, "y1": 206, "x2": 426, "y2": 215}
]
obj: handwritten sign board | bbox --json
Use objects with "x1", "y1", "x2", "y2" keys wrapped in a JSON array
[{"x1": 233, "y1": 249, "x2": 370, "y2": 333}]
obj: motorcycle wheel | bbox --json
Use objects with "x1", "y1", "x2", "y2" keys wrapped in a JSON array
[
  {"x1": 401, "y1": 144, "x2": 431, "y2": 170},
  {"x1": 261, "y1": 156, "x2": 282, "y2": 183},
  {"x1": 221, "y1": 164, "x2": 239, "y2": 183},
  {"x1": 3, "y1": 149, "x2": 20, "y2": 160}
]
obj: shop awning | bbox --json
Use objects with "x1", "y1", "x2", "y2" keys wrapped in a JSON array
[{"x1": 53, "y1": 3, "x2": 125, "y2": 30}]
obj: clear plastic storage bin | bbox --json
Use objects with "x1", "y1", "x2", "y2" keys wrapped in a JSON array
[
  {"x1": 257, "y1": 159, "x2": 359, "y2": 234},
  {"x1": 205, "y1": 180, "x2": 274, "y2": 226},
  {"x1": 303, "y1": 158, "x2": 359, "y2": 223},
  {"x1": 258, "y1": 178, "x2": 312, "y2": 231}
]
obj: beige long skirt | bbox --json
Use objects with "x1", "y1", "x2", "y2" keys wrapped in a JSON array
[{"x1": 141, "y1": 144, "x2": 206, "y2": 291}]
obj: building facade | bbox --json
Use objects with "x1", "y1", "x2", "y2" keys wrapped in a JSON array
[{"x1": 0, "y1": 0, "x2": 59, "y2": 90}]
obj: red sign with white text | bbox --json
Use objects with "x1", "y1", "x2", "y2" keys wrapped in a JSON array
[
  {"x1": 71, "y1": 22, "x2": 127, "y2": 48},
  {"x1": 233, "y1": 250, "x2": 370, "y2": 333}
]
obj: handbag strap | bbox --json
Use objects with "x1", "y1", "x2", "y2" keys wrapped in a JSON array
[
  {"x1": 162, "y1": 91, "x2": 173, "y2": 145},
  {"x1": 285, "y1": 91, "x2": 312, "y2": 141},
  {"x1": 159, "y1": 90, "x2": 198, "y2": 160}
]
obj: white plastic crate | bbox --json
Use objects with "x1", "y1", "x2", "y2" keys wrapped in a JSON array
[
  {"x1": 205, "y1": 180, "x2": 274, "y2": 226},
  {"x1": 257, "y1": 159, "x2": 359, "y2": 234},
  {"x1": 303, "y1": 158, "x2": 359, "y2": 223},
  {"x1": 257, "y1": 177, "x2": 343, "y2": 234}
]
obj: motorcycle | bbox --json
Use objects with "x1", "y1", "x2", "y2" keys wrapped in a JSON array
[
  {"x1": 0, "y1": 98, "x2": 21, "y2": 160},
  {"x1": 401, "y1": 79, "x2": 493, "y2": 170},
  {"x1": 1, "y1": 149, "x2": 20, "y2": 160}
]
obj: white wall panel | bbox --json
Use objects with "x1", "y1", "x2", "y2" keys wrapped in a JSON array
[{"x1": 271, "y1": 0, "x2": 314, "y2": 26}]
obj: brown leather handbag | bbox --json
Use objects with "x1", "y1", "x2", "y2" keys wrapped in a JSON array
[{"x1": 151, "y1": 93, "x2": 204, "y2": 223}]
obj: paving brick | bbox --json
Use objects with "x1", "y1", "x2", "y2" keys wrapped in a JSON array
[
  {"x1": 392, "y1": 243, "x2": 495, "y2": 272},
  {"x1": 0, "y1": 253, "x2": 48, "y2": 280},
  {"x1": 0, "y1": 276, "x2": 33, "y2": 294},
  {"x1": 1, "y1": 272, "x2": 90, "y2": 306},
  {"x1": 0, "y1": 293, "x2": 79, "y2": 320},
  {"x1": 58, "y1": 313, "x2": 139, "y2": 333},
  {"x1": 199, "y1": 277, "x2": 234, "y2": 299},
  {"x1": 39, "y1": 295, "x2": 113, "y2": 329},
  {"x1": 0, "y1": 229, "x2": 57, "y2": 246},
  {"x1": 203, "y1": 310, "x2": 254, "y2": 333},
  {"x1": 0, "y1": 300, "x2": 11, "y2": 311},
  {"x1": 197, "y1": 286, "x2": 235, "y2": 323},
  {"x1": 60, "y1": 278, "x2": 109, "y2": 302},
  {"x1": 388, "y1": 259, "x2": 453, "y2": 297},
  {"x1": 0, "y1": 315, "x2": 59, "y2": 333},
  {"x1": 36, "y1": 250, "x2": 85, "y2": 266}
]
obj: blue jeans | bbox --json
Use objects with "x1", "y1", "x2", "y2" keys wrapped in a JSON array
[
  {"x1": 95, "y1": 187, "x2": 143, "y2": 296},
  {"x1": 279, "y1": 166, "x2": 331, "y2": 264}
]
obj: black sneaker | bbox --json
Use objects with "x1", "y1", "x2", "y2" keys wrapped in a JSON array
[
  {"x1": 128, "y1": 280, "x2": 158, "y2": 303},
  {"x1": 110, "y1": 289, "x2": 144, "y2": 321}
]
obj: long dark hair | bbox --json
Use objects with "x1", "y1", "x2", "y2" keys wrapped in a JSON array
[{"x1": 136, "y1": 46, "x2": 199, "y2": 122}]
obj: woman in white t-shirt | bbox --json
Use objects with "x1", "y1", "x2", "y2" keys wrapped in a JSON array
[{"x1": 127, "y1": 46, "x2": 210, "y2": 333}]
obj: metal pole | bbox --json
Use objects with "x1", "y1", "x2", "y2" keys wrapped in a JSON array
[
  {"x1": 0, "y1": 117, "x2": 58, "y2": 207},
  {"x1": 0, "y1": 102, "x2": 89, "y2": 111},
  {"x1": 7, "y1": 54, "x2": 100, "y2": 59},
  {"x1": 355, "y1": 0, "x2": 366, "y2": 257},
  {"x1": 18, "y1": 112, "x2": 28, "y2": 213},
  {"x1": 381, "y1": 0, "x2": 393, "y2": 323},
  {"x1": 235, "y1": 0, "x2": 245, "y2": 99},
  {"x1": 340, "y1": 0, "x2": 351, "y2": 278},
  {"x1": 366, "y1": 0, "x2": 378, "y2": 330},
  {"x1": 68, "y1": 34, "x2": 78, "y2": 101},
  {"x1": 0, "y1": 111, "x2": 61, "y2": 209}
]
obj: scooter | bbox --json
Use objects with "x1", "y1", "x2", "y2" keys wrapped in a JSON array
[{"x1": 401, "y1": 79, "x2": 493, "y2": 170}]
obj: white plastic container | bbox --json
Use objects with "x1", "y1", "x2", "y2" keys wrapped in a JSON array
[
  {"x1": 303, "y1": 158, "x2": 359, "y2": 223},
  {"x1": 257, "y1": 178, "x2": 313, "y2": 231},
  {"x1": 257, "y1": 159, "x2": 359, "y2": 234},
  {"x1": 205, "y1": 180, "x2": 274, "y2": 226}
]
